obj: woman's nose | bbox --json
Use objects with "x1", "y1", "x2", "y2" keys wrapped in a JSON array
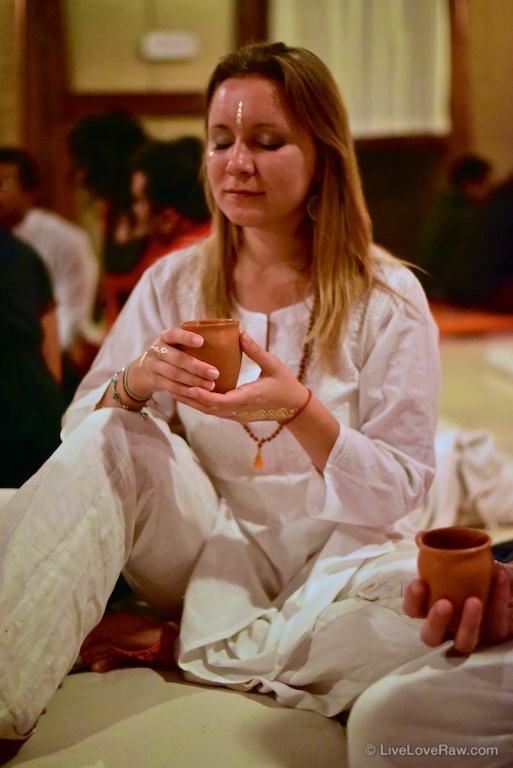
[{"x1": 227, "y1": 141, "x2": 254, "y2": 174}]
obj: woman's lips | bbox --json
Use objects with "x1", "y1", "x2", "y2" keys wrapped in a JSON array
[{"x1": 225, "y1": 189, "x2": 262, "y2": 196}]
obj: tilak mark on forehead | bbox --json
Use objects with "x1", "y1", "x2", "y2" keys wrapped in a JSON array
[{"x1": 236, "y1": 101, "x2": 243, "y2": 127}]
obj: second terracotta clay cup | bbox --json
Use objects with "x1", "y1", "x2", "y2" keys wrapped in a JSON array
[
  {"x1": 416, "y1": 526, "x2": 495, "y2": 631},
  {"x1": 179, "y1": 318, "x2": 242, "y2": 394}
]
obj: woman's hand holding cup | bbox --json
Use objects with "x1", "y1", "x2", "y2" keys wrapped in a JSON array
[{"x1": 126, "y1": 325, "x2": 222, "y2": 403}]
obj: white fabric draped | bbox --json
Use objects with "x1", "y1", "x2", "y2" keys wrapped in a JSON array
[{"x1": 269, "y1": 0, "x2": 451, "y2": 138}]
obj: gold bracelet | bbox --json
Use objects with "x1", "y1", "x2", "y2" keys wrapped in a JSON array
[{"x1": 111, "y1": 371, "x2": 148, "y2": 419}]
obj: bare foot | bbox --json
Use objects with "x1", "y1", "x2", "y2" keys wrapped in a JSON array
[{"x1": 80, "y1": 612, "x2": 179, "y2": 673}]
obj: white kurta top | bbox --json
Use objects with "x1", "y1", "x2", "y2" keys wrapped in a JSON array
[
  {"x1": 64, "y1": 241, "x2": 440, "y2": 701},
  {"x1": 14, "y1": 208, "x2": 100, "y2": 349}
]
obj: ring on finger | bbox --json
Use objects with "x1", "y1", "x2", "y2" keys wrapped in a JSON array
[
  {"x1": 138, "y1": 345, "x2": 168, "y2": 367},
  {"x1": 151, "y1": 344, "x2": 168, "y2": 359}
]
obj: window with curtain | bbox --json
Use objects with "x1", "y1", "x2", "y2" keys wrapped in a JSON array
[{"x1": 269, "y1": 0, "x2": 451, "y2": 138}]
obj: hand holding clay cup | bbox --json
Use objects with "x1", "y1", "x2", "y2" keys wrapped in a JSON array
[
  {"x1": 179, "y1": 319, "x2": 242, "y2": 394},
  {"x1": 416, "y1": 527, "x2": 495, "y2": 633}
]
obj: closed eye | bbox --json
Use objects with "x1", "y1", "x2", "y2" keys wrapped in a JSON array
[
  {"x1": 210, "y1": 139, "x2": 284, "y2": 152},
  {"x1": 212, "y1": 142, "x2": 233, "y2": 151},
  {"x1": 258, "y1": 142, "x2": 283, "y2": 151}
]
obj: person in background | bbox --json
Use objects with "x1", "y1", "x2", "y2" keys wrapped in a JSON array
[
  {"x1": 0, "y1": 147, "x2": 102, "y2": 401},
  {"x1": 67, "y1": 109, "x2": 148, "y2": 275},
  {"x1": 1, "y1": 41, "x2": 440, "y2": 743},
  {"x1": 453, "y1": 172, "x2": 513, "y2": 312},
  {"x1": 0, "y1": 229, "x2": 66, "y2": 487},
  {"x1": 415, "y1": 153, "x2": 492, "y2": 301},
  {"x1": 103, "y1": 136, "x2": 211, "y2": 328}
]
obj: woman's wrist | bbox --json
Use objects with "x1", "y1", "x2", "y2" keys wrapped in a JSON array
[
  {"x1": 110, "y1": 370, "x2": 148, "y2": 419},
  {"x1": 123, "y1": 361, "x2": 153, "y2": 404},
  {"x1": 282, "y1": 392, "x2": 340, "y2": 473},
  {"x1": 278, "y1": 387, "x2": 313, "y2": 426}
]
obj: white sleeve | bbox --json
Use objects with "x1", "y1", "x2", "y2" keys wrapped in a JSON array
[
  {"x1": 306, "y1": 276, "x2": 440, "y2": 529},
  {"x1": 52, "y1": 227, "x2": 100, "y2": 350},
  {"x1": 61, "y1": 264, "x2": 177, "y2": 438}
]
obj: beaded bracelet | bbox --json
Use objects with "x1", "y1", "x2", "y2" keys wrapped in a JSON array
[
  {"x1": 278, "y1": 388, "x2": 313, "y2": 426},
  {"x1": 111, "y1": 371, "x2": 148, "y2": 419},
  {"x1": 123, "y1": 362, "x2": 152, "y2": 403}
]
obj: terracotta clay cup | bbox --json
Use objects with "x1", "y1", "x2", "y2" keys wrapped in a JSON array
[
  {"x1": 416, "y1": 526, "x2": 495, "y2": 632},
  {"x1": 179, "y1": 318, "x2": 242, "y2": 394}
]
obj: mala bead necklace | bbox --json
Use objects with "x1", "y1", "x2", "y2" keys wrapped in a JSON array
[{"x1": 242, "y1": 310, "x2": 315, "y2": 470}]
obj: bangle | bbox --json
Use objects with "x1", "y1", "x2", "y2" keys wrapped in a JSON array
[
  {"x1": 279, "y1": 388, "x2": 313, "y2": 426},
  {"x1": 111, "y1": 371, "x2": 148, "y2": 419},
  {"x1": 123, "y1": 362, "x2": 152, "y2": 403}
]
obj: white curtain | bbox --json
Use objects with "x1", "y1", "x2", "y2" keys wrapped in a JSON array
[{"x1": 269, "y1": 0, "x2": 451, "y2": 138}]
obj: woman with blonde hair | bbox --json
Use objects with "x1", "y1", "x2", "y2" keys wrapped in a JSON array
[
  {"x1": 201, "y1": 41, "x2": 375, "y2": 359},
  {"x1": 0, "y1": 42, "x2": 439, "y2": 741}
]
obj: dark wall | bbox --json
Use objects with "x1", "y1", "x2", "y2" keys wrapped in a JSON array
[{"x1": 356, "y1": 139, "x2": 448, "y2": 262}]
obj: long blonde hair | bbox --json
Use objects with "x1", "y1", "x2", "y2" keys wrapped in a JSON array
[{"x1": 201, "y1": 42, "x2": 394, "y2": 360}]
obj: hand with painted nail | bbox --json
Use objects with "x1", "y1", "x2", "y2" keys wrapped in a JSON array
[
  {"x1": 97, "y1": 325, "x2": 221, "y2": 414},
  {"x1": 182, "y1": 331, "x2": 309, "y2": 420}
]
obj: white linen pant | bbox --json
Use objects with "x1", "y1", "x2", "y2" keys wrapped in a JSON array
[
  {"x1": 4, "y1": 407, "x2": 507, "y2": 750},
  {"x1": 0, "y1": 408, "x2": 424, "y2": 740},
  {"x1": 0, "y1": 408, "x2": 219, "y2": 739},
  {"x1": 347, "y1": 639, "x2": 513, "y2": 767}
]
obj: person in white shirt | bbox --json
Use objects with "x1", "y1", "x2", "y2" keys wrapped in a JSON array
[{"x1": 0, "y1": 148, "x2": 102, "y2": 376}]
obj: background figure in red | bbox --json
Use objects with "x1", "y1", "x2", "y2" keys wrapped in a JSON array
[{"x1": 103, "y1": 136, "x2": 211, "y2": 328}]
